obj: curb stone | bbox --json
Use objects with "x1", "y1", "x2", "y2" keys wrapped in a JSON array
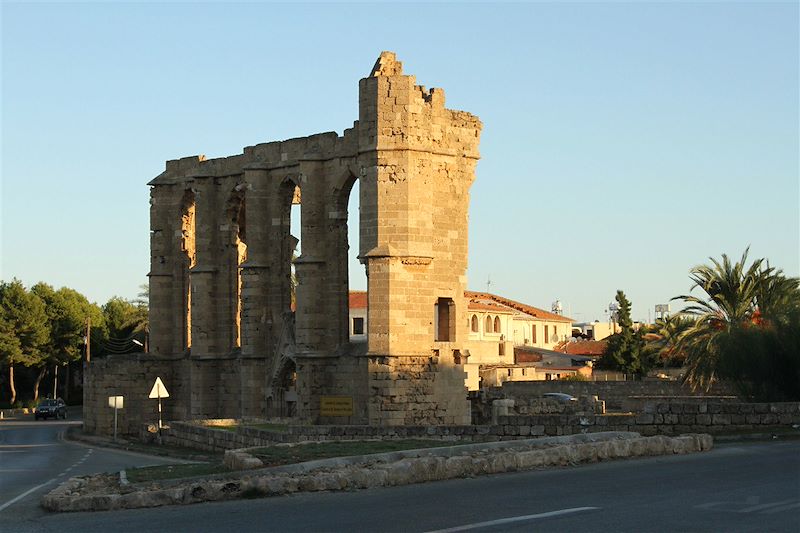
[{"x1": 42, "y1": 432, "x2": 713, "y2": 512}]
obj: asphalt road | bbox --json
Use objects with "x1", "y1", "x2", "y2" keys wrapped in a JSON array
[
  {"x1": 2, "y1": 414, "x2": 799, "y2": 532},
  {"x1": 0, "y1": 423, "x2": 800, "y2": 533},
  {"x1": 0, "y1": 410, "x2": 181, "y2": 530}
]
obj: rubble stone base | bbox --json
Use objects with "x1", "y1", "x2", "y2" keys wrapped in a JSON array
[{"x1": 43, "y1": 432, "x2": 712, "y2": 512}]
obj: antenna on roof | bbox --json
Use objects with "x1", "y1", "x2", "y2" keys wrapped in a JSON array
[{"x1": 486, "y1": 275, "x2": 492, "y2": 293}]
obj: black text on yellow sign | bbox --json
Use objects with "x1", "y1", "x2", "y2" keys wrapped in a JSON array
[{"x1": 320, "y1": 396, "x2": 354, "y2": 416}]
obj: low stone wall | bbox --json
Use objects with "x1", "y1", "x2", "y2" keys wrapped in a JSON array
[
  {"x1": 156, "y1": 400, "x2": 797, "y2": 452},
  {"x1": 42, "y1": 432, "x2": 713, "y2": 512},
  {"x1": 497, "y1": 380, "x2": 736, "y2": 410},
  {"x1": 158, "y1": 420, "x2": 497, "y2": 452},
  {"x1": 621, "y1": 395, "x2": 738, "y2": 413},
  {"x1": 496, "y1": 401, "x2": 800, "y2": 437}
]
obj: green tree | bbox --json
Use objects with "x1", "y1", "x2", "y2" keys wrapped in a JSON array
[
  {"x1": 101, "y1": 296, "x2": 148, "y2": 354},
  {"x1": 31, "y1": 283, "x2": 105, "y2": 400},
  {"x1": 134, "y1": 283, "x2": 149, "y2": 308},
  {"x1": 598, "y1": 290, "x2": 648, "y2": 375},
  {"x1": 673, "y1": 249, "x2": 800, "y2": 399},
  {"x1": 642, "y1": 314, "x2": 694, "y2": 368},
  {"x1": 0, "y1": 280, "x2": 49, "y2": 404}
]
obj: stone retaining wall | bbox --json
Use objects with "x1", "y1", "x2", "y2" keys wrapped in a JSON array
[
  {"x1": 157, "y1": 421, "x2": 494, "y2": 452},
  {"x1": 156, "y1": 401, "x2": 798, "y2": 452},
  {"x1": 497, "y1": 380, "x2": 736, "y2": 410},
  {"x1": 42, "y1": 432, "x2": 713, "y2": 512},
  {"x1": 496, "y1": 401, "x2": 800, "y2": 437}
]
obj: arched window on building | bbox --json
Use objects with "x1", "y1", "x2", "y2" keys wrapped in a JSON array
[
  {"x1": 493, "y1": 316, "x2": 501, "y2": 334},
  {"x1": 485, "y1": 316, "x2": 493, "y2": 333},
  {"x1": 471, "y1": 314, "x2": 479, "y2": 332}
]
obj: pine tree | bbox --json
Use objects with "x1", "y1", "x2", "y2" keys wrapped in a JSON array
[
  {"x1": 600, "y1": 290, "x2": 647, "y2": 375},
  {"x1": 0, "y1": 280, "x2": 50, "y2": 404}
]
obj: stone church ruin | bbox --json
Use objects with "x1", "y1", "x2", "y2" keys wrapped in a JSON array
[{"x1": 84, "y1": 52, "x2": 482, "y2": 435}]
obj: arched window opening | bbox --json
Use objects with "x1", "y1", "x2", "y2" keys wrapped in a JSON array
[
  {"x1": 493, "y1": 316, "x2": 501, "y2": 334},
  {"x1": 485, "y1": 316, "x2": 493, "y2": 333},
  {"x1": 532, "y1": 324, "x2": 537, "y2": 344},
  {"x1": 227, "y1": 187, "x2": 247, "y2": 348},
  {"x1": 470, "y1": 314, "x2": 479, "y2": 332},
  {"x1": 290, "y1": 185, "x2": 301, "y2": 310},
  {"x1": 341, "y1": 175, "x2": 366, "y2": 345},
  {"x1": 180, "y1": 189, "x2": 196, "y2": 349}
]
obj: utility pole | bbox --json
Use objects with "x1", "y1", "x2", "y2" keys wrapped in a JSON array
[{"x1": 85, "y1": 317, "x2": 91, "y2": 363}]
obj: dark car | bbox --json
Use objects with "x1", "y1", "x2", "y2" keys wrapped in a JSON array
[
  {"x1": 35, "y1": 398, "x2": 67, "y2": 420},
  {"x1": 543, "y1": 392, "x2": 578, "y2": 403}
]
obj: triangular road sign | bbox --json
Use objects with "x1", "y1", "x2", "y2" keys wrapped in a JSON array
[{"x1": 148, "y1": 376, "x2": 170, "y2": 399}]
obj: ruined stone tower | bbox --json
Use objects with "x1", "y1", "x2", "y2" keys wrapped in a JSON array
[{"x1": 84, "y1": 52, "x2": 482, "y2": 434}]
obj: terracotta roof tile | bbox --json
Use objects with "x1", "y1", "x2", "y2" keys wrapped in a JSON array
[
  {"x1": 563, "y1": 340, "x2": 607, "y2": 356},
  {"x1": 467, "y1": 300, "x2": 515, "y2": 313},
  {"x1": 464, "y1": 291, "x2": 573, "y2": 322},
  {"x1": 349, "y1": 291, "x2": 368, "y2": 309}
]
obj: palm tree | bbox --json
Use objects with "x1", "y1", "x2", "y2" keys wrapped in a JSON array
[
  {"x1": 673, "y1": 248, "x2": 800, "y2": 393},
  {"x1": 642, "y1": 314, "x2": 693, "y2": 368}
]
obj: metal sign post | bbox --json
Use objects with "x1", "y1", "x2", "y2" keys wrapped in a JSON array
[
  {"x1": 148, "y1": 377, "x2": 170, "y2": 434},
  {"x1": 108, "y1": 396, "x2": 124, "y2": 441}
]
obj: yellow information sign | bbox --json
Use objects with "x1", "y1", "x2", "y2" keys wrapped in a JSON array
[{"x1": 320, "y1": 396, "x2": 353, "y2": 417}]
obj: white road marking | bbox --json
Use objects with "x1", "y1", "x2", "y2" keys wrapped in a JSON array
[
  {"x1": 424, "y1": 507, "x2": 600, "y2": 532},
  {"x1": 0, "y1": 447, "x2": 95, "y2": 512},
  {"x1": 740, "y1": 499, "x2": 796, "y2": 513},
  {"x1": 0, "y1": 479, "x2": 57, "y2": 513},
  {"x1": 762, "y1": 501, "x2": 800, "y2": 514}
]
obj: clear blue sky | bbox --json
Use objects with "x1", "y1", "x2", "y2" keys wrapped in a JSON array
[{"x1": 2, "y1": 1, "x2": 798, "y2": 324}]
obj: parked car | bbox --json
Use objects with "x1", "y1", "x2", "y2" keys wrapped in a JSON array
[
  {"x1": 35, "y1": 398, "x2": 67, "y2": 420},
  {"x1": 542, "y1": 392, "x2": 577, "y2": 403}
]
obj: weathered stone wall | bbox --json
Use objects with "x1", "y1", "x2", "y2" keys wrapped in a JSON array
[
  {"x1": 497, "y1": 380, "x2": 736, "y2": 410},
  {"x1": 83, "y1": 355, "x2": 186, "y2": 436},
  {"x1": 495, "y1": 401, "x2": 800, "y2": 437},
  {"x1": 295, "y1": 353, "x2": 470, "y2": 426},
  {"x1": 84, "y1": 51, "x2": 479, "y2": 431},
  {"x1": 44, "y1": 433, "x2": 713, "y2": 512},
  {"x1": 156, "y1": 401, "x2": 799, "y2": 452},
  {"x1": 85, "y1": 355, "x2": 274, "y2": 437}
]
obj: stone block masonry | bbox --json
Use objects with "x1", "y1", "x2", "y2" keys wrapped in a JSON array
[
  {"x1": 156, "y1": 401, "x2": 799, "y2": 453},
  {"x1": 43, "y1": 432, "x2": 713, "y2": 512},
  {"x1": 85, "y1": 52, "x2": 480, "y2": 435}
]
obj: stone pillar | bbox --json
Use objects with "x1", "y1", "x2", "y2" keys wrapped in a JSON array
[
  {"x1": 294, "y1": 159, "x2": 334, "y2": 356},
  {"x1": 326, "y1": 182, "x2": 352, "y2": 350},
  {"x1": 148, "y1": 184, "x2": 188, "y2": 357},
  {"x1": 357, "y1": 52, "x2": 481, "y2": 359},
  {"x1": 239, "y1": 167, "x2": 271, "y2": 358},
  {"x1": 189, "y1": 176, "x2": 220, "y2": 356},
  {"x1": 218, "y1": 183, "x2": 245, "y2": 354},
  {"x1": 355, "y1": 51, "x2": 481, "y2": 425}
]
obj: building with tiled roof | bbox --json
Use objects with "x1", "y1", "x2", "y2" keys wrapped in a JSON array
[
  {"x1": 348, "y1": 291, "x2": 368, "y2": 341},
  {"x1": 349, "y1": 290, "x2": 584, "y2": 390},
  {"x1": 558, "y1": 339, "x2": 607, "y2": 357}
]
